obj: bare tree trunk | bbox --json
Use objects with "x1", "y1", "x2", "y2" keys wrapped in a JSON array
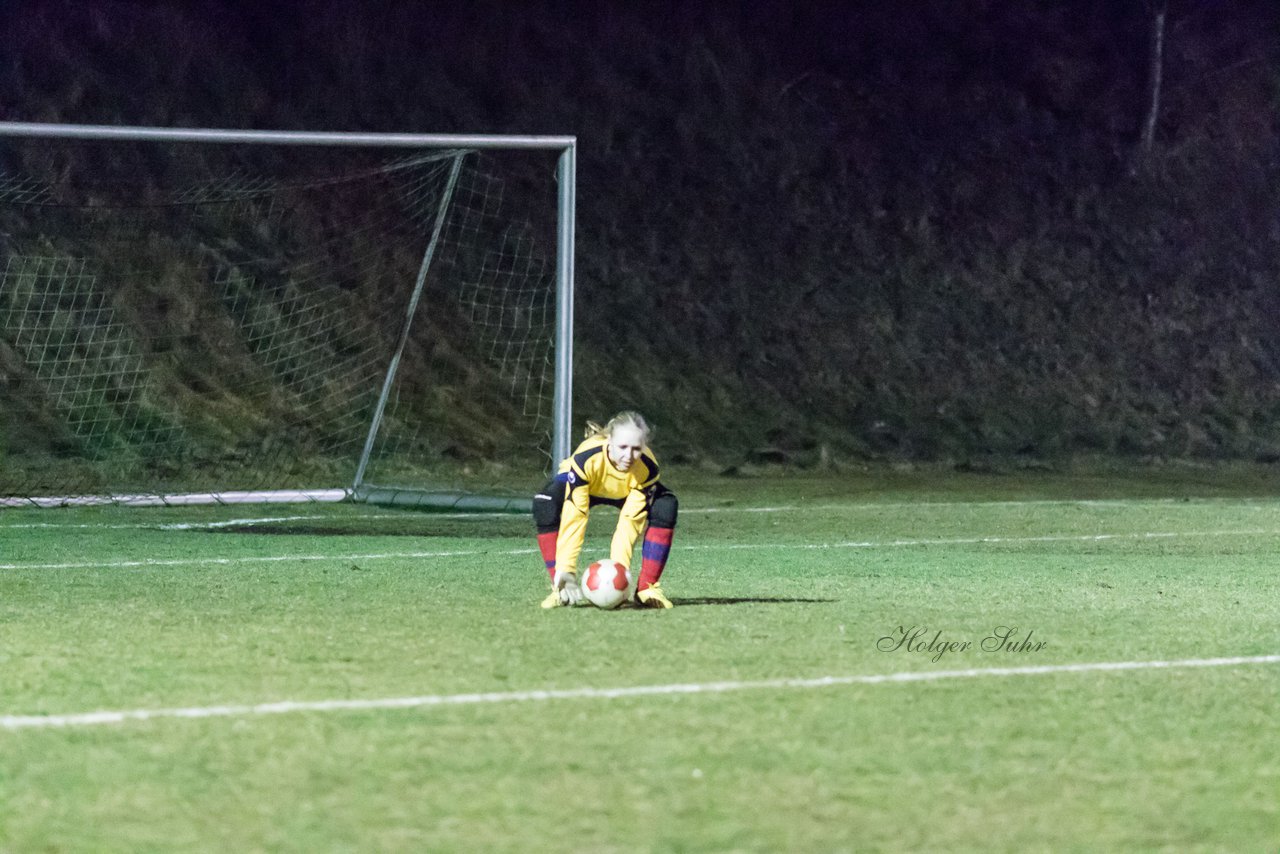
[{"x1": 1138, "y1": 0, "x2": 1168, "y2": 158}]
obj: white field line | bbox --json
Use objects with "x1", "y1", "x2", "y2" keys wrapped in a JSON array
[
  {"x1": 3, "y1": 653, "x2": 1277, "y2": 731},
  {"x1": 0, "y1": 549, "x2": 483, "y2": 571},
  {"x1": 693, "y1": 498, "x2": 1280, "y2": 513},
  {"x1": 2, "y1": 527, "x2": 1278, "y2": 572},
  {"x1": 683, "y1": 529, "x2": 1280, "y2": 551},
  {"x1": 0, "y1": 512, "x2": 515, "y2": 531},
  {"x1": 4, "y1": 496, "x2": 1278, "y2": 531}
]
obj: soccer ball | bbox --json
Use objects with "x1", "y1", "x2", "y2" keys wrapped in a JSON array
[{"x1": 582, "y1": 559, "x2": 631, "y2": 609}]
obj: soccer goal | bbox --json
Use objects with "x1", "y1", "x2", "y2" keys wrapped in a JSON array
[{"x1": 0, "y1": 122, "x2": 574, "y2": 508}]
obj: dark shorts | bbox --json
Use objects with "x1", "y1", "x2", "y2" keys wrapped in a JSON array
[{"x1": 532, "y1": 474, "x2": 677, "y2": 531}]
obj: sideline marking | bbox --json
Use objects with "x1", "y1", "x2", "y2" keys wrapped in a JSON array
[
  {"x1": 2, "y1": 528, "x2": 1278, "y2": 571},
  {"x1": 3, "y1": 654, "x2": 1277, "y2": 731}
]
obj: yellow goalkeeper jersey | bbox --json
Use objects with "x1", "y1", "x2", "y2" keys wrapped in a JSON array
[{"x1": 555, "y1": 435, "x2": 660, "y2": 575}]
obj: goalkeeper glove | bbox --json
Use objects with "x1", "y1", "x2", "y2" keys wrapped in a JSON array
[{"x1": 552, "y1": 569, "x2": 582, "y2": 606}]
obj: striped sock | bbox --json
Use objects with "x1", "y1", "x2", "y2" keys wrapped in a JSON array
[
  {"x1": 638, "y1": 526, "x2": 674, "y2": 590},
  {"x1": 536, "y1": 531, "x2": 558, "y2": 579}
]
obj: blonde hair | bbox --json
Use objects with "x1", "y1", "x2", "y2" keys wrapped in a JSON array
[{"x1": 584, "y1": 410, "x2": 651, "y2": 444}]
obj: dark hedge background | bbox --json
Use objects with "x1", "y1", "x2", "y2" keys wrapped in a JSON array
[{"x1": 3, "y1": 0, "x2": 1279, "y2": 467}]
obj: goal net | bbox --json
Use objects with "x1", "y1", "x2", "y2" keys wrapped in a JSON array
[{"x1": 0, "y1": 124, "x2": 574, "y2": 508}]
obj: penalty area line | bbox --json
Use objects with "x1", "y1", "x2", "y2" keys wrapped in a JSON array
[{"x1": 2, "y1": 654, "x2": 1278, "y2": 731}]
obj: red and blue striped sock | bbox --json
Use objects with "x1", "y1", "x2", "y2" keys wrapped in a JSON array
[
  {"x1": 536, "y1": 531, "x2": 558, "y2": 580},
  {"x1": 638, "y1": 526, "x2": 674, "y2": 590}
]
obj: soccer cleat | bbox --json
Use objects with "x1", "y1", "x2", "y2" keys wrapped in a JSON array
[
  {"x1": 635, "y1": 584, "x2": 674, "y2": 609},
  {"x1": 540, "y1": 589, "x2": 564, "y2": 609}
]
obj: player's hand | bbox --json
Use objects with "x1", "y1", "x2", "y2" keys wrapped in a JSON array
[{"x1": 552, "y1": 569, "x2": 582, "y2": 606}]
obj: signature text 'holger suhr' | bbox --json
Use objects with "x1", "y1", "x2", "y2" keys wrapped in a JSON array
[{"x1": 876, "y1": 626, "x2": 1048, "y2": 663}]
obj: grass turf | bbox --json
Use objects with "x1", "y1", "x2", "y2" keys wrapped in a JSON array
[{"x1": 1, "y1": 467, "x2": 1278, "y2": 851}]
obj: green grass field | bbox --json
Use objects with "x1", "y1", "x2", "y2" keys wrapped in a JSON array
[{"x1": 2, "y1": 466, "x2": 1279, "y2": 852}]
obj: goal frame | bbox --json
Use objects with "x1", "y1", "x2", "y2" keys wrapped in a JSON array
[{"x1": 0, "y1": 121, "x2": 576, "y2": 505}]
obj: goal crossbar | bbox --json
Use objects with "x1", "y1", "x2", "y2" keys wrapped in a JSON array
[{"x1": 0, "y1": 122, "x2": 576, "y2": 150}]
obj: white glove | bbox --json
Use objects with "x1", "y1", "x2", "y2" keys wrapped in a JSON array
[{"x1": 552, "y1": 570, "x2": 582, "y2": 606}]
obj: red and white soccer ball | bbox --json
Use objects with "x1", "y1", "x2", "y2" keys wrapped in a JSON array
[{"x1": 582, "y1": 559, "x2": 631, "y2": 609}]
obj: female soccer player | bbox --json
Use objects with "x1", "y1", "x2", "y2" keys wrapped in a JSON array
[{"x1": 532, "y1": 411, "x2": 678, "y2": 609}]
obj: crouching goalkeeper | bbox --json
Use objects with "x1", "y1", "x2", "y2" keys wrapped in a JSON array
[{"x1": 532, "y1": 410, "x2": 678, "y2": 609}]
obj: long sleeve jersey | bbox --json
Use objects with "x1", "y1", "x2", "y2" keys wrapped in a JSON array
[{"x1": 555, "y1": 435, "x2": 660, "y2": 575}]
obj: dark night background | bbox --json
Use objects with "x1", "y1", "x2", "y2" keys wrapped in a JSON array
[{"x1": 3, "y1": 0, "x2": 1279, "y2": 467}]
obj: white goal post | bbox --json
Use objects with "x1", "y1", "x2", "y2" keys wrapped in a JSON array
[{"x1": 0, "y1": 122, "x2": 575, "y2": 508}]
